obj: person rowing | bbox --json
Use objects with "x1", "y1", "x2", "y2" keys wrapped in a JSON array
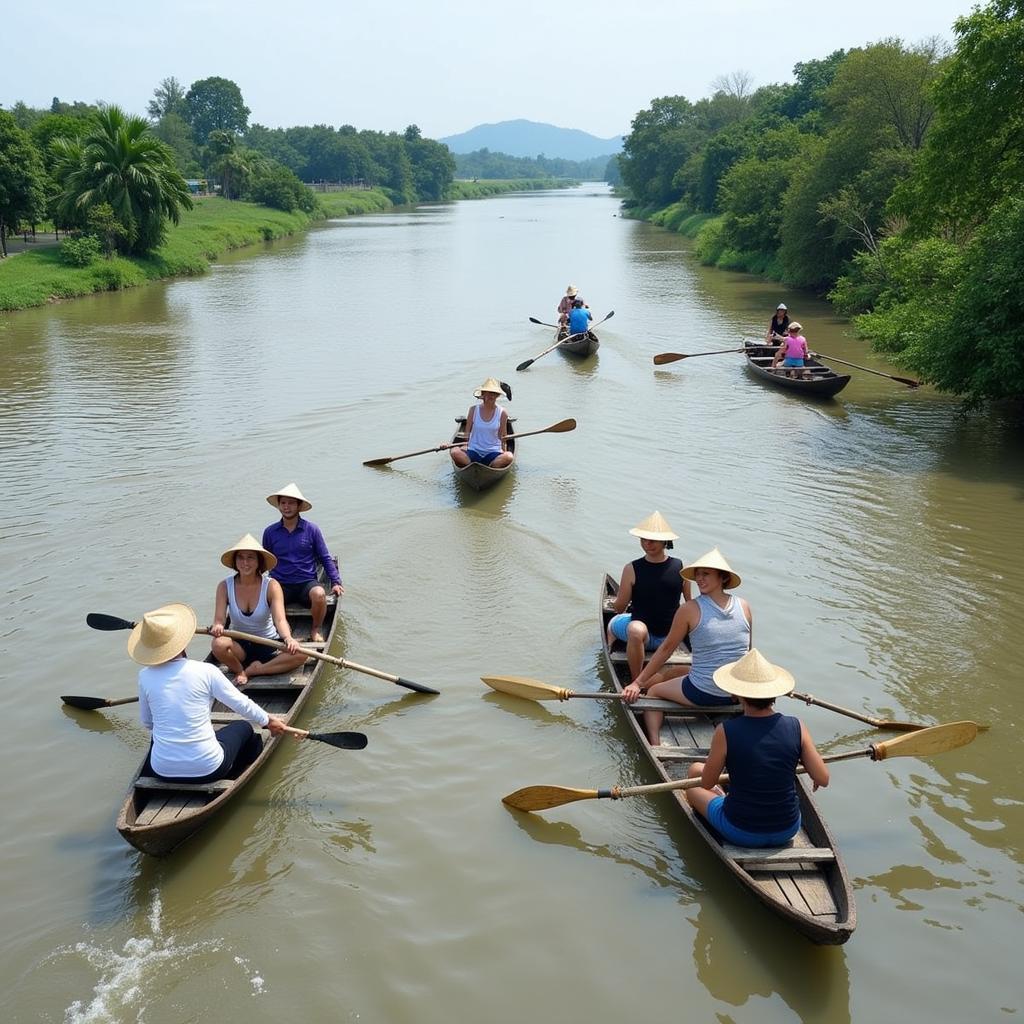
[
  {"x1": 130, "y1": 603, "x2": 292, "y2": 784},
  {"x1": 607, "y1": 512, "x2": 691, "y2": 680},
  {"x1": 444, "y1": 377, "x2": 514, "y2": 470},
  {"x1": 567, "y1": 298, "x2": 593, "y2": 338},
  {"x1": 210, "y1": 534, "x2": 305, "y2": 686},
  {"x1": 622, "y1": 547, "x2": 751, "y2": 745},
  {"x1": 765, "y1": 302, "x2": 791, "y2": 344},
  {"x1": 557, "y1": 284, "x2": 587, "y2": 325},
  {"x1": 684, "y1": 648, "x2": 829, "y2": 847}
]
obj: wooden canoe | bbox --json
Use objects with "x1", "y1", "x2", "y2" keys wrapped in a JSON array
[
  {"x1": 600, "y1": 574, "x2": 856, "y2": 943},
  {"x1": 744, "y1": 342, "x2": 850, "y2": 398},
  {"x1": 115, "y1": 566, "x2": 340, "y2": 856},
  {"x1": 556, "y1": 323, "x2": 600, "y2": 358},
  {"x1": 452, "y1": 415, "x2": 516, "y2": 492}
]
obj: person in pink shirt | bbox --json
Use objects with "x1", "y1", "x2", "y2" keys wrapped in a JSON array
[{"x1": 771, "y1": 322, "x2": 811, "y2": 379}]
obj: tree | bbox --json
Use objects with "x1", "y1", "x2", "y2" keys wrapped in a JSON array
[
  {"x1": 184, "y1": 76, "x2": 250, "y2": 146},
  {"x1": 147, "y1": 76, "x2": 187, "y2": 121},
  {"x1": 0, "y1": 111, "x2": 47, "y2": 256},
  {"x1": 204, "y1": 130, "x2": 260, "y2": 200},
  {"x1": 153, "y1": 111, "x2": 198, "y2": 173},
  {"x1": 53, "y1": 105, "x2": 193, "y2": 255},
  {"x1": 619, "y1": 96, "x2": 704, "y2": 206}
]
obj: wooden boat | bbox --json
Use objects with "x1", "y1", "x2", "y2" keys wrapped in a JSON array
[
  {"x1": 451, "y1": 415, "x2": 516, "y2": 492},
  {"x1": 743, "y1": 342, "x2": 850, "y2": 398},
  {"x1": 599, "y1": 574, "x2": 856, "y2": 943},
  {"x1": 116, "y1": 568, "x2": 339, "y2": 856},
  {"x1": 556, "y1": 323, "x2": 600, "y2": 358}
]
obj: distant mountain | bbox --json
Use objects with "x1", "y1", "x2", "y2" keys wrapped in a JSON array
[{"x1": 440, "y1": 119, "x2": 623, "y2": 160}]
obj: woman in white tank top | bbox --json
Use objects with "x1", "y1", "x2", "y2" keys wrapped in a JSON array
[
  {"x1": 210, "y1": 534, "x2": 305, "y2": 686},
  {"x1": 447, "y1": 377, "x2": 514, "y2": 469}
]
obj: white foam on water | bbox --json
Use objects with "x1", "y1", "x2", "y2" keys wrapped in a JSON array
[{"x1": 58, "y1": 890, "x2": 266, "y2": 1023}]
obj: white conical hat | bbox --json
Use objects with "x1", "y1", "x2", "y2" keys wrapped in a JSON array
[
  {"x1": 127, "y1": 603, "x2": 197, "y2": 666},
  {"x1": 628, "y1": 511, "x2": 679, "y2": 542},
  {"x1": 266, "y1": 482, "x2": 312, "y2": 512},
  {"x1": 713, "y1": 648, "x2": 795, "y2": 698},
  {"x1": 681, "y1": 547, "x2": 741, "y2": 589},
  {"x1": 220, "y1": 533, "x2": 278, "y2": 572}
]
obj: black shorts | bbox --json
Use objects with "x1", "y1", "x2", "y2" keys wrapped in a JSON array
[
  {"x1": 279, "y1": 579, "x2": 320, "y2": 606},
  {"x1": 238, "y1": 637, "x2": 282, "y2": 665}
]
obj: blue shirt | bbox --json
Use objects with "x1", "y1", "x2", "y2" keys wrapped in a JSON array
[
  {"x1": 262, "y1": 517, "x2": 341, "y2": 586},
  {"x1": 568, "y1": 307, "x2": 592, "y2": 335}
]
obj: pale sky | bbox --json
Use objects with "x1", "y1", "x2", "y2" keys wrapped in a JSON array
[{"x1": 5, "y1": 0, "x2": 973, "y2": 139}]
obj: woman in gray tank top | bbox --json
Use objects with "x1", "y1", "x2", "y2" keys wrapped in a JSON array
[
  {"x1": 623, "y1": 547, "x2": 752, "y2": 746},
  {"x1": 210, "y1": 534, "x2": 305, "y2": 687}
]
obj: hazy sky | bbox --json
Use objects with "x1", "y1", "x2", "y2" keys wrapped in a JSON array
[{"x1": 5, "y1": 0, "x2": 973, "y2": 139}]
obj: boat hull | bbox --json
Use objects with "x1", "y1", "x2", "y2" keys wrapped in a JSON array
[
  {"x1": 557, "y1": 324, "x2": 600, "y2": 358},
  {"x1": 451, "y1": 415, "x2": 516, "y2": 491},
  {"x1": 744, "y1": 343, "x2": 850, "y2": 398}
]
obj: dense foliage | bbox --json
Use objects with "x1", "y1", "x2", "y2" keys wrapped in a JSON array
[
  {"x1": 618, "y1": 1, "x2": 1024, "y2": 404},
  {"x1": 452, "y1": 148, "x2": 613, "y2": 181}
]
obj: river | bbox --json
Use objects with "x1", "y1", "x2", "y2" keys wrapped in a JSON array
[{"x1": 1, "y1": 184, "x2": 1021, "y2": 1023}]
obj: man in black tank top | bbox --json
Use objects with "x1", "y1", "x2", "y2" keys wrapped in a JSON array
[{"x1": 607, "y1": 512, "x2": 690, "y2": 679}]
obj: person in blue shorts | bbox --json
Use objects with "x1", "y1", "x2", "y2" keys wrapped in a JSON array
[
  {"x1": 622, "y1": 547, "x2": 751, "y2": 745},
  {"x1": 446, "y1": 377, "x2": 514, "y2": 469},
  {"x1": 684, "y1": 648, "x2": 830, "y2": 847},
  {"x1": 607, "y1": 511, "x2": 690, "y2": 680}
]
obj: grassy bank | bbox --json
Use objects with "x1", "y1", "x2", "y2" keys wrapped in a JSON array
[
  {"x1": 447, "y1": 179, "x2": 575, "y2": 199},
  {"x1": 0, "y1": 189, "x2": 392, "y2": 312}
]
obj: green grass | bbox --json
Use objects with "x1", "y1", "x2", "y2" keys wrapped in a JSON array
[
  {"x1": 0, "y1": 191, "x2": 391, "y2": 312},
  {"x1": 446, "y1": 179, "x2": 575, "y2": 199}
]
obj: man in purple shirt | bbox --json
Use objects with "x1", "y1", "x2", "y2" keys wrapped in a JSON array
[{"x1": 262, "y1": 483, "x2": 343, "y2": 642}]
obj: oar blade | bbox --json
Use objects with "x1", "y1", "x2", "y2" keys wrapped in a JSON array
[
  {"x1": 396, "y1": 676, "x2": 441, "y2": 695},
  {"x1": 307, "y1": 731, "x2": 368, "y2": 750},
  {"x1": 502, "y1": 785, "x2": 599, "y2": 811},
  {"x1": 481, "y1": 675, "x2": 566, "y2": 701},
  {"x1": 653, "y1": 353, "x2": 686, "y2": 365},
  {"x1": 547, "y1": 418, "x2": 577, "y2": 433},
  {"x1": 61, "y1": 694, "x2": 111, "y2": 710},
  {"x1": 894, "y1": 376, "x2": 922, "y2": 388},
  {"x1": 516, "y1": 358, "x2": 535, "y2": 372},
  {"x1": 872, "y1": 721, "x2": 978, "y2": 761},
  {"x1": 86, "y1": 613, "x2": 135, "y2": 631},
  {"x1": 362, "y1": 456, "x2": 394, "y2": 467}
]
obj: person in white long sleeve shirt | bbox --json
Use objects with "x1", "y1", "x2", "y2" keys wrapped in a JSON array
[{"x1": 129, "y1": 603, "x2": 292, "y2": 783}]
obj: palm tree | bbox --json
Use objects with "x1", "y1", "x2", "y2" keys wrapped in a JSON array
[{"x1": 54, "y1": 106, "x2": 193, "y2": 255}]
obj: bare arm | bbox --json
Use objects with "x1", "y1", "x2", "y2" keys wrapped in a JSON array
[
  {"x1": 622, "y1": 601, "x2": 697, "y2": 700},
  {"x1": 800, "y1": 722, "x2": 830, "y2": 790},
  {"x1": 267, "y1": 579, "x2": 301, "y2": 654},
  {"x1": 611, "y1": 563, "x2": 636, "y2": 614},
  {"x1": 211, "y1": 580, "x2": 228, "y2": 637},
  {"x1": 739, "y1": 597, "x2": 752, "y2": 648},
  {"x1": 499, "y1": 409, "x2": 509, "y2": 451},
  {"x1": 700, "y1": 726, "x2": 728, "y2": 789}
]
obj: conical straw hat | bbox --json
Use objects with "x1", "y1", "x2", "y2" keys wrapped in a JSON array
[
  {"x1": 474, "y1": 377, "x2": 505, "y2": 398},
  {"x1": 628, "y1": 511, "x2": 679, "y2": 542},
  {"x1": 266, "y1": 482, "x2": 312, "y2": 512},
  {"x1": 681, "y1": 547, "x2": 741, "y2": 589},
  {"x1": 127, "y1": 603, "x2": 197, "y2": 666},
  {"x1": 220, "y1": 533, "x2": 278, "y2": 572},
  {"x1": 713, "y1": 648, "x2": 795, "y2": 699}
]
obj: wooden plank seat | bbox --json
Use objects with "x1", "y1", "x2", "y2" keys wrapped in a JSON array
[
  {"x1": 723, "y1": 844, "x2": 836, "y2": 865},
  {"x1": 232, "y1": 679, "x2": 305, "y2": 691},
  {"x1": 628, "y1": 698, "x2": 741, "y2": 714},
  {"x1": 135, "y1": 777, "x2": 234, "y2": 794},
  {"x1": 609, "y1": 649, "x2": 692, "y2": 666},
  {"x1": 135, "y1": 794, "x2": 206, "y2": 827}
]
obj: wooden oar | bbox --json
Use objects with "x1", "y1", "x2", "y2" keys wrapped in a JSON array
[
  {"x1": 80, "y1": 612, "x2": 440, "y2": 695},
  {"x1": 528, "y1": 317, "x2": 561, "y2": 329},
  {"x1": 502, "y1": 721, "x2": 979, "y2": 811},
  {"x1": 517, "y1": 311, "x2": 614, "y2": 371},
  {"x1": 363, "y1": 419, "x2": 576, "y2": 467},
  {"x1": 653, "y1": 348, "x2": 744, "y2": 365},
  {"x1": 285, "y1": 727, "x2": 368, "y2": 750},
  {"x1": 810, "y1": 351, "x2": 921, "y2": 388},
  {"x1": 480, "y1": 675, "x2": 972, "y2": 733}
]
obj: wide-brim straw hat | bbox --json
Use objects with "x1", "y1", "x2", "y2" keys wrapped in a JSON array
[
  {"x1": 128, "y1": 603, "x2": 197, "y2": 666},
  {"x1": 266, "y1": 482, "x2": 312, "y2": 512},
  {"x1": 220, "y1": 532, "x2": 278, "y2": 572},
  {"x1": 713, "y1": 648, "x2": 795, "y2": 699},
  {"x1": 474, "y1": 377, "x2": 504, "y2": 398},
  {"x1": 681, "y1": 547, "x2": 741, "y2": 589},
  {"x1": 629, "y1": 511, "x2": 679, "y2": 542},
  {"x1": 566, "y1": 284, "x2": 578, "y2": 297}
]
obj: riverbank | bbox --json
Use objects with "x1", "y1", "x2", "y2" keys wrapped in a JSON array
[
  {"x1": 0, "y1": 190, "x2": 396, "y2": 313},
  {"x1": 447, "y1": 178, "x2": 575, "y2": 199}
]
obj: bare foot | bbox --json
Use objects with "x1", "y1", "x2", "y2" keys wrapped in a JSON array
[
  {"x1": 235, "y1": 671, "x2": 249, "y2": 687},
  {"x1": 311, "y1": 632, "x2": 324, "y2": 643}
]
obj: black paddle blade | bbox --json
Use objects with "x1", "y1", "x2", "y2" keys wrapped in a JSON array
[
  {"x1": 500, "y1": 381, "x2": 513, "y2": 401},
  {"x1": 396, "y1": 677, "x2": 441, "y2": 695},
  {"x1": 87, "y1": 613, "x2": 136, "y2": 631},
  {"x1": 61, "y1": 694, "x2": 111, "y2": 710},
  {"x1": 307, "y1": 731, "x2": 368, "y2": 750},
  {"x1": 515, "y1": 359, "x2": 534, "y2": 372}
]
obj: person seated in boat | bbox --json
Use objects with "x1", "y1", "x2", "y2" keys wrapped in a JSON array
[
  {"x1": 771, "y1": 322, "x2": 811, "y2": 379},
  {"x1": 567, "y1": 298, "x2": 593, "y2": 337},
  {"x1": 210, "y1": 534, "x2": 305, "y2": 687},
  {"x1": 445, "y1": 377, "x2": 514, "y2": 469},
  {"x1": 765, "y1": 303, "x2": 790, "y2": 345},
  {"x1": 557, "y1": 284, "x2": 586, "y2": 325},
  {"x1": 130, "y1": 603, "x2": 292, "y2": 784},
  {"x1": 622, "y1": 547, "x2": 751, "y2": 745},
  {"x1": 607, "y1": 511, "x2": 691, "y2": 680},
  {"x1": 262, "y1": 483, "x2": 343, "y2": 643},
  {"x1": 684, "y1": 648, "x2": 829, "y2": 848}
]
